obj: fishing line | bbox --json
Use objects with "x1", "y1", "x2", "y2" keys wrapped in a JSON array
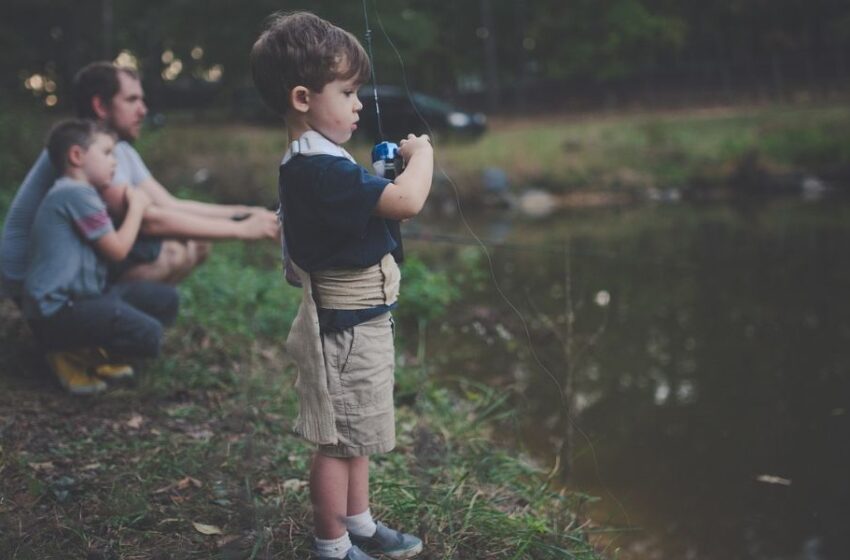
[
  {"x1": 404, "y1": 229, "x2": 700, "y2": 271},
  {"x1": 365, "y1": 0, "x2": 632, "y2": 543},
  {"x1": 361, "y1": 0, "x2": 385, "y2": 141}
]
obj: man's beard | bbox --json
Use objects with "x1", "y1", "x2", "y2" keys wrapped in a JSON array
[{"x1": 107, "y1": 119, "x2": 138, "y2": 143}]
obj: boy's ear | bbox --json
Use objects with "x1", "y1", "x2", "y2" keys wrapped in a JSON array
[
  {"x1": 67, "y1": 144, "x2": 85, "y2": 168},
  {"x1": 91, "y1": 95, "x2": 110, "y2": 120},
  {"x1": 290, "y1": 86, "x2": 310, "y2": 113}
]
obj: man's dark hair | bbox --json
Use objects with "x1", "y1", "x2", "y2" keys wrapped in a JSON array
[
  {"x1": 250, "y1": 11, "x2": 371, "y2": 115},
  {"x1": 72, "y1": 61, "x2": 140, "y2": 119},
  {"x1": 46, "y1": 119, "x2": 111, "y2": 171}
]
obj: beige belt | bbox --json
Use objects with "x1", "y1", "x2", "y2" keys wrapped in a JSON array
[{"x1": 311, "y1": 253, "x2": 400, "y2": 310}]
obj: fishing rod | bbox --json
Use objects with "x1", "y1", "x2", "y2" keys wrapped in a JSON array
[{"x1": 362, "y1": 0, "x2": 406, "y2": 262}]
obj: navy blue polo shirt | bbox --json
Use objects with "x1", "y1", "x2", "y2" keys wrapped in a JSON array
[{"x1": 279, "y1": 154, "x2": 398, "y2": 331}]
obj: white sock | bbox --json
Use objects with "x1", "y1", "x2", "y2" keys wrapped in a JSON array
[
  {"x1": 314, "y1": 532, "x2": 352, "y2": 559},
  {"x1": 345, "y1": 508, "x2": 378, "y2": 538}
]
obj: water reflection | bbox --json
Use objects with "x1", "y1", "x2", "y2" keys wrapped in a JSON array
[{"x1": 411, "y1": 200, "x2": 850, "y2": 560}]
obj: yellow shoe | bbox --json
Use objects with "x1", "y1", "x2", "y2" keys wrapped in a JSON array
[
  {"x1": 46, "y1": 350, "x2": 107, "y2": 395},
  {"x1": 92, "y1": 348, "x2": 134, "y2": 380},
  {"x1": 94, "y1": 363, "x2": 134, "y2": 379}
]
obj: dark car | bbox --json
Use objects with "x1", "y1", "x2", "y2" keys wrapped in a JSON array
[{"x1": 357, "y1": 85, "x2": 486, "y2": 143}]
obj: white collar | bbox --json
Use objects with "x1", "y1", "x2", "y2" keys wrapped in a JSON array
[{"x1": 280, "y1": 130, "x2": 355, "y2": 166}]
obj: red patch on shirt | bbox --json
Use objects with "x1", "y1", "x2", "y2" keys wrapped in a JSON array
[{"x1": 74, "y1": 210, "x2": 111, "y2": 237}]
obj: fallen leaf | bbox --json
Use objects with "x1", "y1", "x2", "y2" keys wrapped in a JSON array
[
  {"x1": 217, "y1": 534, "x2": 240, "y2": 548},
  {"x1": 282, "y1": 478, "x2": 307, "y2": 492},
  {"x1": 80, "y1": 463, "x2": 102, "y2": 471},
  {"x1": 154, "y1": 476, "x2": 202, "y2": 494},
  {"x1": 28, "y1": 461, "x2": 55, "y2": 473},
  {"x1": 756, "y1": 474, "x2": 792, "y2": 486},
  {"x1": 126, "y1": 414, "x2": 144, "y2": 429},
  {"x1": 178, "y1": 476, "x2": 202, "y2": 490},
  {"x1": 192, "y1": 521, "x2": 223, "y2": 535}
]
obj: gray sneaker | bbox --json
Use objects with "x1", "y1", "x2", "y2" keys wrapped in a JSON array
[
  {"x1": 350, "y1": 522, "x2": 423, "y2": 559},
  {"x1": 315, "y1": 544, "x2": 376, "y2": 560}
]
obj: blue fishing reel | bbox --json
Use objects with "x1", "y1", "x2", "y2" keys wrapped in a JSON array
[
  {"x1": 371, "y1": 141, "x2": 403, "y2": 180},
  {"x1": 371, "y1": 141, "x2": 405, "y2": 263}
]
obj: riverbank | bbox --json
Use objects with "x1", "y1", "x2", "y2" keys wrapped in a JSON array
[
  {"x1": 125, "y1": 102, "x2": 850, "y2": 210},
  {"x1": 3, "y1": 102, "x2": 847, "y2": 211},
  {"x1": 0, "y1": 240, "x2": 603, "y2": 559}
]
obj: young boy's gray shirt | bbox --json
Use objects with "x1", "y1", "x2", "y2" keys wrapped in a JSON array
[
  {"x1": 23, "y1": 177, "x2": 114, "y2": 319},
  {"x1": 0, "y1": 142, "x2": 150, "y2": 297}
]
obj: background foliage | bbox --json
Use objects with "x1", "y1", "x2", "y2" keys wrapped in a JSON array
[{"x1": 2, "y1": 0, "x2": 849, "y2": 114}]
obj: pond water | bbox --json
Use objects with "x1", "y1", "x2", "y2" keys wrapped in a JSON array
[{"x1": 409, "y1": 199, "x2": 850, "y2": 560}]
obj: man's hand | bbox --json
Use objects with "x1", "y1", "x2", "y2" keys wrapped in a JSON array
[
  {"x1": 398, "y1": 134, "x2": 432, "y2": 164},
  {"x1": 237, "y1": 210, "x2": 280, "y2": 240}
]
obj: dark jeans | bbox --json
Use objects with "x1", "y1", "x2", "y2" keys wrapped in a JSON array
[{"x1": 28, "y1": 281, "x2": 179, "y2": 358}]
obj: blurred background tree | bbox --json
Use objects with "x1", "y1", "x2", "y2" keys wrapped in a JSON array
[{"x1": 1, "y1": 0, "x2": 848, "y2": 115}]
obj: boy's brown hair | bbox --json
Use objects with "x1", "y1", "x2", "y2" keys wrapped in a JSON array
[
  {"x1": 46, "y1": 119, "x2": 113, "y2": 172},
  {"x1": 250, "y1": 11, "x2": 371, "y2": 115}
]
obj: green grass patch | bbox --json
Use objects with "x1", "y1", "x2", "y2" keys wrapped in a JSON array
[{"x1": 0, "y1": 238, "x2": 602, "y2": 559}]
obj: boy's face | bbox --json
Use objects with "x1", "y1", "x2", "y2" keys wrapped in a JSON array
[
  {"x1": 305, "y1": 76, "x2": 363, "y2": 144},
  {"x1": 79, "y1": 133, "x2": 117, "y2": 190},
  {"x1": 105, "y1": 72, "x2": 147, "y2": 142}
]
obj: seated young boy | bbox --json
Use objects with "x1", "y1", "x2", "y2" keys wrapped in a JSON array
[
  {"x1": 23, "y1": 119, "x2": 179, "y2": 395},
  {"x1": 251, "y1": 11, "x2": 433, "y2": 560}
]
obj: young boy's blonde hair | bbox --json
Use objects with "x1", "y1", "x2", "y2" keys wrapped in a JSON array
[{"x1": 250, "y1": 11, "x2": 371, "y2": 115}]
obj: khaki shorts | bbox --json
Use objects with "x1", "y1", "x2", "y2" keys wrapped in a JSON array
[{"x1": 318, "y1": 312, "x2": 396, "y2": 457}]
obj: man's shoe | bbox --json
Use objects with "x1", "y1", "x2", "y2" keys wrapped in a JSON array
[
  {"x1": 92, "y1": 348, "x2": 133, "y2": 380},
  {"x1": 350, "y1": 523, "x2": 423, "y2": 559},
  {"x1": 315, "y1": 545, "x2": 376, "y2": 560},
  {"x1": 46, "y1": 350, "x2": 106, "y2": 395}
]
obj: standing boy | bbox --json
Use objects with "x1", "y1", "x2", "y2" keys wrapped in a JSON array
[
  {"x1": 251, "y1": 11, "x2": 433, "y2": 560},
  {"x1": 24, "y1": 119, "x2": 179, "y2": 394}
]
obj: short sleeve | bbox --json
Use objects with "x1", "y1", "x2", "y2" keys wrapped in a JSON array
[
  {"x1": 311, "y1": 158, "x2": 390, "y2": 237},
  {"x1": 114, "y1": 142, "x2": 152, "y2": 186},
  {"x1": 64, "y1": 189, "x2": 113, "y2": 241}
]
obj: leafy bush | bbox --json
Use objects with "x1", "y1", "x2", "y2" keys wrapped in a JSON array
[
  {"x1": 0, "y1": 107, "x2": 50, "y2": 189},
  {"x1": 397, "y1": 255, "x2": 461, "y2": 324},
  {"x1": 761, "y1": 123, "x2": 850, "y2": 168},
  {"x1": 175, "y1": 241, "x2": 300, "y2": 354}
]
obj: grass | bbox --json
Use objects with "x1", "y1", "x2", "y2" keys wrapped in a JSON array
[
  {"x1": 0, "y1": 240, "x2": 603, "y2": 559},
  {"x1": 439, "y1": 104, "x2": 850, "y2": 193}
]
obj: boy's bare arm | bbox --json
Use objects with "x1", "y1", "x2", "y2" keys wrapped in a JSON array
[
  {"x1": 93, "y1": 188, "x2": 151, "y2": 262},
  {"x1": 374, "y1": 134, "x2": 434, "y2": 220},
  {"x1": 140, "y1": 204, "x2": 279, "y2": 240}
]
